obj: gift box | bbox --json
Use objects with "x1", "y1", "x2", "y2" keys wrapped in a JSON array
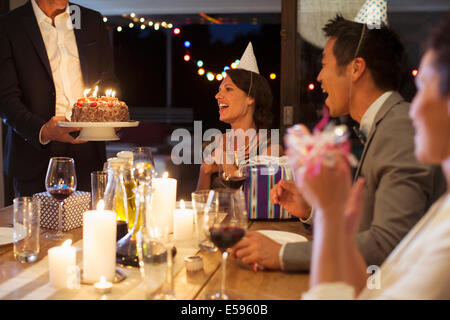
[
  {"x1": 243, "y1": 156, "x2": 295, "y2": 220},
  {"x1": 32, "y1": 191, "x2": 91, "y2": 231}
]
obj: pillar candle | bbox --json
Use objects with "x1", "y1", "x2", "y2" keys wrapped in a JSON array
[
  {"x1": 150, "y1": 172, "x2": 177, "y2": 233},
  {"x1": 48, "y1": 239, "x2": 77, "y2": 289},
  {"x1": 83, "y1": 200, "x2": 116, "y2": 283},
  {"x1": 173, "y1": 200, "x2": 194, "y2": 240}
]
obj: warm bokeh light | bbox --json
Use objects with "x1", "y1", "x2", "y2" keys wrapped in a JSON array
[
  {"x1": 140, "y1": 24, "x2": 145, "y2": 29},
  {"x1": 103, "y1": 17, "x2": 108, "y2": 23},
  {"x1": 198, "y1": 68, "x2": 205, "y2": 76},
  {"x1": 173, "y1": 28, "x2": 181, "y2": 35},
  {"x1": 231, "y1": 62, "x2": 238, "y2": 69},
  {"x1": 117, "y1": 26, "x2": 122, "y2": 32},
  {"x1": 270, "y1": 73, "x2": 276, "y2": 80},
  {"x1": 206, "y1": 73, "x2": 215, "y2": 81},
  {"x1": 184, "y1": 54, "x2": 191, "y2": 62},
  {"x1": 216, "y1": 74, "x2": 223, "y2": 81},
  {"x1": 412, "y1": 69, "x2": 418, "y2": 77},
  {"x1": 129, "y1": 23, "x2": 134, "y2": 28},
  {"x1": 308, "y1": 83, "x2": 315, "y2": 91}
]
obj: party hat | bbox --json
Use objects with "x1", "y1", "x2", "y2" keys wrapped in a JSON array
[
  {"x1": 237, "y1": 42, "x2": 260, "y2": 74},
  {"x1": 354, "y1": 0, "x2": 388, "y2": 29}
]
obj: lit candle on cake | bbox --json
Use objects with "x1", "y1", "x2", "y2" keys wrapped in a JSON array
[
  {"x1": 48, "y1": 239, "x2": 77, "y2": 289},
  {"x1": 83, "y1": 200, "x2": 116, "y2": 283},
  {"x1": 83, "y1": 88, "x2": 91, "y2": 98},
  {"x1": 92, "y1": 85, "x2": 98, "y2": 98},
  {"x1": 149, "y1": 172, "x2": 177, "y2": 233},
  {"x1": 173, "y1": 200, "x2": 194, "y2": 240}
]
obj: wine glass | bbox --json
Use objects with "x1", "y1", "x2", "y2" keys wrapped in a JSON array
[
  {"x1": 132, "y1": 147, "x2": 156, "y2": 179},
  {"x1": 203, "y1": 189, "x2": 248, "y2": 300},
  {"x1": 219, "y1": 151, "x2": 248, "y2": 190},
  {"x1": 45, "y1": 157, "x2": 77, "y2": 240}
]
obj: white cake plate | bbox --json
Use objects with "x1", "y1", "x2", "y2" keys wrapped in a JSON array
[{"x1": 58, "y1": 121, "x2": 139, "y2": 141}]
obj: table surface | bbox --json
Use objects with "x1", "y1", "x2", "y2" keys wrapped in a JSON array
[{"x1": 0, "y1": 205, "x2": 311, "y2": 300}]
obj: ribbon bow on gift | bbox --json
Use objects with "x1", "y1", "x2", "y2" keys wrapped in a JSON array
[{"x1": 285, "y1": 116, "x2": 358, "y2": 180}]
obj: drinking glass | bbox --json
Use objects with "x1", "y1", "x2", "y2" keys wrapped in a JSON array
[
  {"x1": 191, "y1": 190, "x2": 217, "y2": 252},
  {"x1": 90, "y1": 170, "x2": 107, "y2": 209},
  {"x1": 203, "y1": 189, "x2": 248, "y2": 300},
  {"x1": 219, "y1": 151, "x2": 248, "y2": 190},
  {"x1": 45, "y1": 157, "x2": 77, "y2": 240},
  {"x1": 13, "y1": 197, "x2": 40, "y2": 263}
]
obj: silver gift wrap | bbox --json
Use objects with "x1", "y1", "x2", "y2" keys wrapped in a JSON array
[{"x1": 32, "y1": 191, "x2": 91, "y2": 231}]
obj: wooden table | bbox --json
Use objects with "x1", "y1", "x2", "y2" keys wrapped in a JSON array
[{"x1": 0, "y1": 205, "x2": 310, "y2": 300}]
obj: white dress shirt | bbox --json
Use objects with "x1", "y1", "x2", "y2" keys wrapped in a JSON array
[
  {"x1": 31, "y1": 0, "x2": 84, "y2": 143},
  {"x1": 302, "y1": 193, "x2": 450, "y2": 300}
]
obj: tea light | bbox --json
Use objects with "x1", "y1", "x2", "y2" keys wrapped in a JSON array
[
  {"x1": 83, "y1": 200, "x2": 116, "y2": 283},
  {"x1": 150, "y1": 172, "x2": 177, "y2": 233},
  {"x1": 94, "y1": 276, "x2": 112, "y2": 294},
  {"x1": 48, "y1": 239, "x2": 77, "y2": 289},
  {"x1": 173, "y1": 200, "x2": 194, "y2": 240}
]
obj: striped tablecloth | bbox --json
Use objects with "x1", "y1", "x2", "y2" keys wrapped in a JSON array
[{"x1": 0, "y1": 238, "x2": 198, "y2": 300}]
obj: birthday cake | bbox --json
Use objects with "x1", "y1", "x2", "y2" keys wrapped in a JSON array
[{"x1": 71, "y1": 90, "x2": 129, "y2": 122}]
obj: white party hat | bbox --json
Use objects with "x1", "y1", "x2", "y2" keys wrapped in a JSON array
[
  {"x1": 237, "y1": 42, "x2": 260, "y2": 74},
  {"x1": 354, "y1": 0, "x2": 388, "y2": 29}
]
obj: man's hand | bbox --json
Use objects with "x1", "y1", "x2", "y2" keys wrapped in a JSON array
[
  {"x1": 230, "y1": 231, "x2": 282, "y2": 270},
  {"x1": 41, "y1": 116, "x2": 87, "y2": 144},
  {"x1": 270, "y1": 180, "x2": 311, "y2": 219}
]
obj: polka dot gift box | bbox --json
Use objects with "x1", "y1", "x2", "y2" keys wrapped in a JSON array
[{"x1": 33, "y1": 191, "x2": 91, "y2": 231}]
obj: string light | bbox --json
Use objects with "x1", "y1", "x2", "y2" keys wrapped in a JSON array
[
  {"x1": 184, "y1": 41, "x2": 191, "y2": 48},
  {"x1": 198, "y1": 68, "x2": 205, "y2": 76},
  {"x1": 197, "y1": 60, "x2": 204, "y2": 67},
  {"x1": 103, "y1": 17, "x2": 108, "y2": 23},
  {"x1": 412, "y1": 69, "x2": 418, "y2": 77},
  {"x1": 173, "y1": 28, "x2": 181, "y2": 35},
  {"x1": 184, "y1": 54, "x2": 191, "y2": 62},
  {"x1": 308, "y1": 83, "x2": 315, "y2": 91},
  {"x1": 270, "y1": 73, "x2": 277, "y2": 80}
]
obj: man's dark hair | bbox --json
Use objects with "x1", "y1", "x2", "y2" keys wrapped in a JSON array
[
  {"x1": 426, "y1": 15, "x2": 450, "y2": 96},
  {"x1": 226, "y1": 69, "x2": 273, "y2": 129},
  {"x1": 322, "y1": 14, "x2": 406, "y2": 92}
]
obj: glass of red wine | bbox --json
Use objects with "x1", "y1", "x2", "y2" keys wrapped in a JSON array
[
  {"x1": 45, "y1": 157, "x2": 77, "y2": 240},
  {"x1": 219, "y1": 151, "x2": 248, "y2": 190},
  {"x1": 203, "y1": 189, "x2": 248, "y2": 300}
]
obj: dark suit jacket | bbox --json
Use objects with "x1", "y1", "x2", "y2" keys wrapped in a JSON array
[
  {"x1": 0, "y1": 1, "x2": 117, "y2": 194},
  {"x1": 282, "y1": 92, "x2": 446, "y2": 271}
]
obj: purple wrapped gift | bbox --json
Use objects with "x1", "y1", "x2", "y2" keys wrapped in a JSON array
[{"x1": 243, "y1": 156, "x2": 294, "y2": 219}]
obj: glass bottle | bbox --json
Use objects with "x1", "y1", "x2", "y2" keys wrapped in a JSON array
[{"x1": 103, "y1": 158, "x2": 128, "y2": 222}]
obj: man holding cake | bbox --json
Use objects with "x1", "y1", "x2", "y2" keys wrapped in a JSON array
[{"x1": 0, "y1": 0, "x2": 118, "y2": 196}]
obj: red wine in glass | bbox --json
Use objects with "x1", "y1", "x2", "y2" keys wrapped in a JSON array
[
  {"x1": 48, "y1": 186, "x2": 74, "y2": 201},
  {"x1": 209, "y1": 226, "x2": 245, "y2": 251}
]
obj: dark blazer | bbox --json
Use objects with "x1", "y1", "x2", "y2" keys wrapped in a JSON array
[
  {"x1": 282, "y1": 92, "x2": 446, "y2": 271},
  {"x1": 0, "y1": 1, "x2": 117, "y2": 194}
]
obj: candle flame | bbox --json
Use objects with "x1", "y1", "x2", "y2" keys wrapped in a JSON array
[
  {"x1": 83, "y1": 89, "x2": 91, "y2": 97},
  {"x1": 163, "y1": 171, "x2": 169, "y2": 179},
  {"x1": 62, "y1": 239, "x2": 72, "y2": 247},
  {"x1": 112, "y1": 90, "x2": 116, "y2": 98},
  {"x1": 93, "y1": 86, "x2": 98, "y2": 98},
  {"x1": 100, "y1": 276, "x2": 106, "y2": 283},
  {"x1": 105, "y1": 89, "x2": 111, "y2": 97},
  {"x1": 180, "y1": 199, "x2": 185, "y2": 209},
  {"x1": 96, "y1": 199, "x2": 105, "y2": 211}
]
